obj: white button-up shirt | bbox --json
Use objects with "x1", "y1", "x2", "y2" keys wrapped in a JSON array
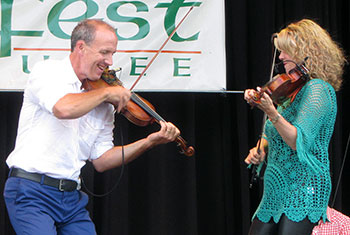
[{"x1": 6, "y1": 57, "x2": 115, "y2": 182}]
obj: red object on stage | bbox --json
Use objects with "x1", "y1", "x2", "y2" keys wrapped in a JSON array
[{"x1": 312, "y1": 207, "x2": 350, "y2": 234}]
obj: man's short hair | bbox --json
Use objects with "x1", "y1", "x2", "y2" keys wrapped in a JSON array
[{"x1": 70, "y1": 19, "x2": 115, "y2": 52}]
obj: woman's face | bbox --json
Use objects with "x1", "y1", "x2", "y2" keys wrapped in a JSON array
[{"x1": 279, "y1": 51, "x2": 296, "y2": 74}]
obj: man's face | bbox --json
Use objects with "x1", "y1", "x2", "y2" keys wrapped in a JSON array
[{"x1": 81, "y1": 27, "x2": 118, "y2": 81}]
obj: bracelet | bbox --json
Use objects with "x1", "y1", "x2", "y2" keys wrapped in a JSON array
[{"x1": 269, "y1": 113, "x2": 281, "y2": 124}]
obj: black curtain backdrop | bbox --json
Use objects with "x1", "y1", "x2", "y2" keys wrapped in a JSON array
[{"x1": 1, "y1": 1, "x2": 350, "y2": 234}]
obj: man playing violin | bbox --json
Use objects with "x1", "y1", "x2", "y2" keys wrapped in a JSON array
[
  {"x1": 3, "y1": 19, "x2": 180, "y2": 235},
  {"x1": 244, "y1": 19, "x2": 346, "y2": 234}
]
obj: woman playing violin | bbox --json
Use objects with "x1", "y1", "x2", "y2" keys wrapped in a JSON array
[{"x1": 244, "y1": 19, "x2": 346, "y2": 235}]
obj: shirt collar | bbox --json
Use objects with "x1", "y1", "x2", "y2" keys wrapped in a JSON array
[{"x1": 63, "y1": 56, "x2": 82, "y2": 87}]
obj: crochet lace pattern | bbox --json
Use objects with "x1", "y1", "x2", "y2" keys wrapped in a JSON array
[{"x1": 254, "y1": 79, "x2": 336, "y2": 224}]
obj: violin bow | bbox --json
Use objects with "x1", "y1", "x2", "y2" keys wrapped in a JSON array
[
  {"x1": 126, "y1": 6, "x2": 195, "y2": 157},
  {"x1": 129, "y1": 6, "x2": 194, "y2": 91},
  {"x1": 249, "y1": 40, "x2": 278, "y2": 188}
]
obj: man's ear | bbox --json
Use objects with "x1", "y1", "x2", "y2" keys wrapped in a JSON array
[{"x1": 75, "y1": 40, "x2": 85, "y2": 54}]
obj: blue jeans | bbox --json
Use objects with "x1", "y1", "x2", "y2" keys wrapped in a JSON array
[{"x1": 3, "y1": 176, "x2": 96, "y2": 235}]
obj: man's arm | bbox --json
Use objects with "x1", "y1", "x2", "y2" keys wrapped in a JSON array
[
  {"x1": 53, "y1": 85, "x2": 131, "y2": 119},
  {"x1": 92, "y1": 121, "x2": 180, "y2": 172}
]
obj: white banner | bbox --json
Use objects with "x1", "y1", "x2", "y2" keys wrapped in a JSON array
[{"x1": 0, "y1": 0, "x2": 226, "y2": 91}]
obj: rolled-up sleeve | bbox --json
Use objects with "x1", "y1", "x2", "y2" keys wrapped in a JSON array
[
  {"x1": 89, "y1": 104, "x2": 115, "y2": 160},
  {"x1": 25, "y1": 59, "x2": 80, "y2": 114}
]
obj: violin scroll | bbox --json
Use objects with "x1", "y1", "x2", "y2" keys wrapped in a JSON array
[{"x1": 175, "y1": 136, "x2": 195, "y2": 157}]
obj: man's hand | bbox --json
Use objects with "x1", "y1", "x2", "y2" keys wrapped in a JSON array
[
  {"x1": 147, "y1": 121, "x2": 180, "y2": 146},
  {"x1": 105, "y1": 86, "x2": 131, "y2": 113}
]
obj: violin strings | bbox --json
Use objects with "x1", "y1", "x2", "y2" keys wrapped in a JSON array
[{"x1": 131, "y1": 93, "x2": 165, "y2": 122}]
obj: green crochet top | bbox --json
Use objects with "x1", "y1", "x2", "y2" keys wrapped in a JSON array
[{"x1": 254, "y1": 79, "x2": 336, "y2": 223}]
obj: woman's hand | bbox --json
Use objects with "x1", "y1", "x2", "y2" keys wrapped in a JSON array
[
  {"x1": 244, "y1": 87, "x2": 276, "y2": 116},
  {"x1": 245, "y1": 87, "x2": 298, "y2": 150},
  {"x1": 244, "y1": 88, "x2": 258, "y2": 106},
  {"x1": 245, "y1": 146, "x2": 266, "y2": 165}
]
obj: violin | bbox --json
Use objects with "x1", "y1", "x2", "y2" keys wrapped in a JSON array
[
  {"x1": 247, "y1": 62, "x2": 309, "y2": 188},
  {"x1": 82, "y1": 69, "x2": 195, "y2": 157},
  {"x1": 251, "y1": 62, "x2": 310, "y2": 105}
]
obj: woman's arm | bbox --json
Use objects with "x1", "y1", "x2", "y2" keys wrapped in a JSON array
[{"x1": 244, "y1": 88, "x2": 297, "y2": 150}]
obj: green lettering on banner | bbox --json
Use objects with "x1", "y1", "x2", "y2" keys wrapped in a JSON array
[
  {"x1": 107, "y1": 1, "x2": 149, "y2": 40},
  {"x1": 130, "y1": 57, "x2": 147, "y2": 76},
  {"x1": 22, "y1": 55, "x2": 49, "y2": 74},
  {"x1": 48, "y1": 0, "x2": 99, "y2": 39},
  {"x1": 173, "y1": 58, "x2": 190, "y2": 76},
  {"x1": 155, "y1": 0, "x2": 202, "y2": 42},
  {"x1": 0, "y1": 0, "x2": 43, "y2": 57}
]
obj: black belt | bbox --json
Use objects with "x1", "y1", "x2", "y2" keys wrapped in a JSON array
[{"x1": 9, "y1": 168, "x2": 79, "y2": 192}]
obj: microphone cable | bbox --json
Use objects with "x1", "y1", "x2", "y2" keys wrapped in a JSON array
[{"x1": 81, "y1": 125, "x2": 125, "y2": 198}]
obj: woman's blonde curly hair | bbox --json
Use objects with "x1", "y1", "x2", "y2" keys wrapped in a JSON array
[{"x1": 274, "y1": 19, "x2": 347, "y2": 91}]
